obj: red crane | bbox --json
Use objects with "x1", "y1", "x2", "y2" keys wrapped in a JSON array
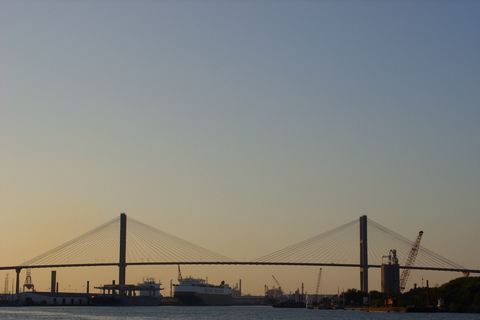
[{"x1": 400, "y1": 231, "x2": 423, "y2": 292}]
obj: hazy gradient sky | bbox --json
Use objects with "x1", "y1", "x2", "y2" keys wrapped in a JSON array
[{"x1": 1, "y1": 1, "x2": 479, "y2": 295}]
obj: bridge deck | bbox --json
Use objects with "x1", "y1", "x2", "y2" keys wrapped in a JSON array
[{"x1": 1, "y1": 261, "x2": 479, "y2": 274}]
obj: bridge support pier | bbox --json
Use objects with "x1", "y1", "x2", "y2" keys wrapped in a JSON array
[
  {"x1": 360, "y1": 215, "x2": 368, "y2": 293},
  {"x1": 15, "y1": 268, "x2": 21, "y2": 296}
]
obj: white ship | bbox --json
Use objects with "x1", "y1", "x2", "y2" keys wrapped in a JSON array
[{"x1": 173, "y1": 267, "x2": 232, "y2": 305}]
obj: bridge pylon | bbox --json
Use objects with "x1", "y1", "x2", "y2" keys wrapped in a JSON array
[
  {"x1": 119, "y1": 213, "x2": 127, "y2": 295},
  {"x1": 360, "y1": 215, "x2": 368, "y2": 293}
]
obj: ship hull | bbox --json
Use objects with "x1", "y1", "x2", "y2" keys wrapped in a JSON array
[
  {"x1": 91, "y1": 295, "x2": 162, "y2": 306},
  {"x1": 174, "y1": 291, "x2": 232, "y2": 306}
]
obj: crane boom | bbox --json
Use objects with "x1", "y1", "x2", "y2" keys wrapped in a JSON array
[
  {"x1": 272, "y1": 275, "x2": 282, "y2": 291},
  {"x1": 272, "y1": 275, "x2": 284, "y2": 298},
  {"x1": 315, "y1": 268, "x2": 322, "y2": 301},
  {"x1": 177, "y1": 265, "x2": 182, "y2": 281},
  {"x1": 400, "y1": 231, "x2": 423, "y2": 292}
]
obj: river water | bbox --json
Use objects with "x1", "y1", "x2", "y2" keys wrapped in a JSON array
[{"x1": 0, "y1": 306, "x2": 479, "y2": 320}]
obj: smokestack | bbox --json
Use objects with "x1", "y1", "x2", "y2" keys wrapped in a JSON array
[{"x1": 51, "y1": 271, "x2": 56, "y2": 293}]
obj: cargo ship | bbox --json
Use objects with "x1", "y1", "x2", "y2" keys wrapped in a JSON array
[{"x1": 173, "y1": 267, "x2": 232, "y2": 305}]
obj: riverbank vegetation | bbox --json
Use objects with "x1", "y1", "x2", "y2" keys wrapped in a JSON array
[{"x1": 339, "y1": 276, "x2": 480, "y2": 313}]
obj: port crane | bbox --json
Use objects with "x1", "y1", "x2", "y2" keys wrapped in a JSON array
[
  {"x1": 177, "y1": 265, "x2": 183, "y2": 281},
  {"x1": 400, "y1": 231, "x2": 423, "y2": 292},
  {"x1": 314, "y1": 268, "x2": 322, "y2": 303},
  {"x1": 272, "y1": 275, "x2": 285, "y2": 297}
]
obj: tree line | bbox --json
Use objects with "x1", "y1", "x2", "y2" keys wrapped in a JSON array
[{"x1": 338, "y1": 276, "x2": 480, "y2": 313}]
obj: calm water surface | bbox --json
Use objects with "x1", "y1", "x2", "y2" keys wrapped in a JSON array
[{"x1": 1, "y1": 306, "x2": 479, "y2": 320}]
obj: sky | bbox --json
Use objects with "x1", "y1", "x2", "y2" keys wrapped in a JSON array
[{"x1": 1, "y1": 1, "x2": 479, "y2": 296}]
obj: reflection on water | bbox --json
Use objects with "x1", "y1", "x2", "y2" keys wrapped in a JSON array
[{"x1": 0, "y1": 306, "x2": 479, "y2": 320}]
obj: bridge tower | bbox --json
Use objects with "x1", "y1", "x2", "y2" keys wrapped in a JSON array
[
  {"x1": 119, "y1": 213, "x2": 127, "y2": 295},
  {"x1": 359, "y1": 215, "x2": 368, "y2": 293}
]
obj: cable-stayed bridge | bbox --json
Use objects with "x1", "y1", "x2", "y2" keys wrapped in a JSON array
[{"x1": 2, "y1": 214, "x2": 478, "y2": 295}]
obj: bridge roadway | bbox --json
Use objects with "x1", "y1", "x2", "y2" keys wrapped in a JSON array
[
  {"x1": 1, "y1": 261, "x2": 479, "y2": 274},
  {"x1": 2, "y1": 261, "x2": 478, "y2": 296}
]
